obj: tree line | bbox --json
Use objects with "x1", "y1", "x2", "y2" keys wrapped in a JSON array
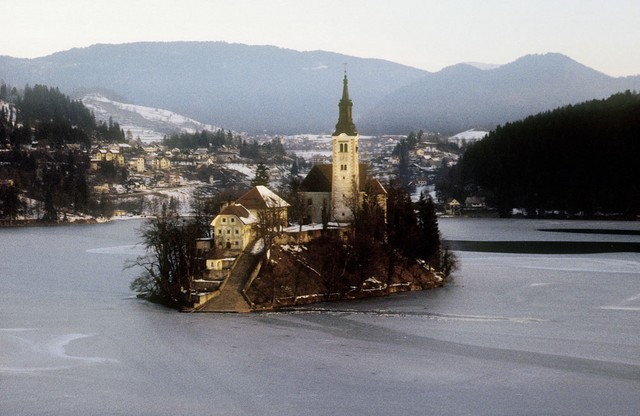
[
  {"x1": 1, "y1": 82, "x2": 125, "y2": 147},
  {"x1": 162, "y1": 129, "x2": 236, "y2": 150},
  {"x1": 438, "y1": 91, "x2": 640, "y2": 218}
]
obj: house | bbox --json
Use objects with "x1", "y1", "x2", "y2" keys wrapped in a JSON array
[
  {"x1": 152, "y1": 157, "x2": 171, "y2": 170},
  {"x1": 135, "y1": 157, "x2": 146, "y2": 173},
  {"x1": 93, "y1": 148, "x2": 125, "y2": 166},
  {"x1": 93, "y1": 183, "x2": 110, "y2": 193},
  {"x1": 193, "y1": 148, "x2": 209, "y2": 159},
  {"x1": 168, "y1": 174, "x2": 181, "y2": 187},
  {"x1": 93, "y1": 149, "x2": 107, "y2": 161},
  {"x1": 108, "y1": 149, "x2": 125, "y2": 166},
  {"x1": 234, "y1": 185, "x2": 290, "y2": 230},
  {"x1": 217, "y1": 146, "x2": 240, "y2": 162},
  {"x1": 211, "y1": 204, "x2": 257, "y2": 252},
  {"x1": 309, "y1": 154, "x2": 330, "y2": 165},
  {"x1": 465, "y1": 196, "x2": 487, "y2": 210},
  {"x1": 445, "y1": 198, "x2": 462, "y2": 216}
]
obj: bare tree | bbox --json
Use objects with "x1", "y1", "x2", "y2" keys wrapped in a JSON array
[{"x1": 127, "y1": 204, "x2": 210, "y2": 307}]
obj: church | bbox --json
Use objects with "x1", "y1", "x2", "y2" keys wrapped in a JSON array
[{"x1": 300, "y1": 72, "x2": 386, "y2": 224}]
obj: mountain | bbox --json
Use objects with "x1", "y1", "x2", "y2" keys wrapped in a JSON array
[
  {"x1": 1, "y1": 44, "x2": 639, "y2": 134},
  {"x1": 361, "y1": 53, "x2": 640, "y2": 134},
  {"x1": 0, "y1": 42, "x2": 426, "y2": 134}
]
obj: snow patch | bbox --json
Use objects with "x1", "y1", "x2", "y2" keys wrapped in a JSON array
[
  {"x1": 82, "y1": 93, "x2": 223, "y2": 143},
  {"x1": 252, "y1": 239, "x2": 265, "y2": 254}
]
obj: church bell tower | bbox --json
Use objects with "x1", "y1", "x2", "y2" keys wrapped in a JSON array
[{"x1": 331, "y1": 70, "x2": 360, "y2": 221}]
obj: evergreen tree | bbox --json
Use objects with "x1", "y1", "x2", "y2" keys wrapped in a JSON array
[
  {"x1": 0, "y1": 184, "x2": 22, "y2": 221},
  {"x1": 416, "y1": 192, "x2": 440, "y2": 267},
  {"x1": 251, "y1": 163, "x2": 270, "y2": 187},
  {"x1": 386, "y1": 180, "x2": 420, "y2": 259},
  {"x1": 451, "y1": 91, "x2": 640, "y2": 217},
  {"x1": 290, "y1": 159, "x2": 299, "y2": 176}
]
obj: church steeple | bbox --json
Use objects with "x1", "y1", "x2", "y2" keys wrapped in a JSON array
[{"x1": 333, "y1": 70, "x2": 358, "y2": 136}]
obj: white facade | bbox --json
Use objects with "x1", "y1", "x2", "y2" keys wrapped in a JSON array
[{"x1": 331, "y1": 133, "x2": 359, "y2": 220}]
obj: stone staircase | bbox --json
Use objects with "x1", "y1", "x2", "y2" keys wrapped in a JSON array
[{"x1": 197, "y1": 241, "x2": 262, "y2": 313}]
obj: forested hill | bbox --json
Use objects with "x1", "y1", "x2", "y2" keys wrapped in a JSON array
[
  {"x1": 1, "y1": 83, "x2": 124, "y2": 147},
  {"x1": 446, "y1": 91, "x2": 640, "y2": 218}
]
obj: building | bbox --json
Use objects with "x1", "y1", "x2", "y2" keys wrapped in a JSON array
[
  {"x1": 445, "y1": 198, "x2": 462, "y2": 216},
  {"x1": 211, "y1": 204, "x2": 257, "y2": 252},
  {"x1": 135, "y1": 157, "x2": 146, "y2": 173},
  {"x1": 93, "y1": 148, "x2": 125, "y2": 166},
  {"x1": 234, "y1": 185, "x2": 290, "y2": 230},
  {"x1": 152, "y1": 157, "x2": 171, "y2": 170},
  {"x1": 300, "y1": 72, "x2": 386, "y2": 223}
]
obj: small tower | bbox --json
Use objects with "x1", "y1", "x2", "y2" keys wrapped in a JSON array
[{"x1": 331, "y1": 70, "x2": 360, "y2": 221}]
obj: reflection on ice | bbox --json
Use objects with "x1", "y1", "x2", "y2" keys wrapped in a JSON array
[
  {"x1": 0, "y1": 330, "x2": 118, "y2": 374},
  {"x1": 271, "y1": 308, "x2": 547, "y2": 323},
  {"x1": 86, "y1": 244, "x2": 146, "y2": 255},
  {"x1": 463, "y1": 254, "x2": 640, "y2": 274}
]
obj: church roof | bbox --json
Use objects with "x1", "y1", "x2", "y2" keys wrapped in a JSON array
[
  {"x1": 300, "y1": 164, "x2": 333, "y2": 193},
  {"x1": 300, "y1": 164, "x2": 374, "y2": 193},
  {"x1": 235, "y1": 185, "x2": 290, "y2": 210},
  {"x1": 367, "y1": 178, "x2": 387, "y2": 196}
]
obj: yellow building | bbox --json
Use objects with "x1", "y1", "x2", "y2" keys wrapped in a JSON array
[
  {"x1": 234, "y1": 185, "x2": 290, "y2": 231},
  {"x1": 152, "y1": 157, "x2": 171, "y2": 170},
  {"x1": 136, "y1": 157, "x2": 146, "y2": 173},
  {"x1": 94, "y1": 149, "x2": 125, "y2": 166},
  {"x1": 211, "y1": 204, "x2": 257, "y2": 252},
  {"x1": 109, "y1": 150, "x2": 125, "y2": 166}
]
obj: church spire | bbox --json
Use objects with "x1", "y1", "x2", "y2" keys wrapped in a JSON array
[{"x1": 333, "y1": 69, "x2": 357, "y2": 136}]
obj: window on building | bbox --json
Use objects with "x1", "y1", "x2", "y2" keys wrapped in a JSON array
[
  {"x1": 234, "y1": 241, "x2": 239, "y2": 246},
  {"x1": 231, "y1": 218, "x2": 235, "y2": 223},
  {"x1": 235, "y1": 229, "x2": 239, "y2": 234},
  {"x1": 222, "y1": 218, "x2": 226, "y2": 223},
  {"x1": 307, "y1": 198, "x2": 313, "y2": 206},
  {"x1": 227, "y1": 230, "x2": 230, "y2": 234}
]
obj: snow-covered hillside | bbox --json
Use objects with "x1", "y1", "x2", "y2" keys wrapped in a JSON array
[
  {"x1": 447, "y1": 129, "x2": 488, "y2": 147},
  {"x1": 82, "y1": 93, "x2": 223, "y2": 143}
]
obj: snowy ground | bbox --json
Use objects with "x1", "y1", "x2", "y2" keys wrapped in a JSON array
[{"x1": 82, "y1": 93, "x2": 224, "y2": 143}]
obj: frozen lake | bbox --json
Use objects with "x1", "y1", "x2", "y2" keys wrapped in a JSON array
[{"x1": 1, "y1": 218, "x2": 639, "y2": 415}]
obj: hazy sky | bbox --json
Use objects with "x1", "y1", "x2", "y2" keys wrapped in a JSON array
[{"x1": 2, "y1": 0, "x2": 639, "y2": 76}]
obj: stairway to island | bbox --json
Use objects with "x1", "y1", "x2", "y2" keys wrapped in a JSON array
[{"x1": 197, "y1": 240, "x2": 262, "y2": 313}]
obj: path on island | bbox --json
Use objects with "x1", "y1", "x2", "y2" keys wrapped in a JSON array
[{"x1": 197, "y1": 241, "x2": 262, "y2": 313}]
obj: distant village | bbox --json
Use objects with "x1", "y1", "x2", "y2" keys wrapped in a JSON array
[
  {"x1": 81, "y1": 127, "x2": 488, "y2": 218},
  {"x1": 1, "y1": 86, "x2": 489, "y2": 222}
]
